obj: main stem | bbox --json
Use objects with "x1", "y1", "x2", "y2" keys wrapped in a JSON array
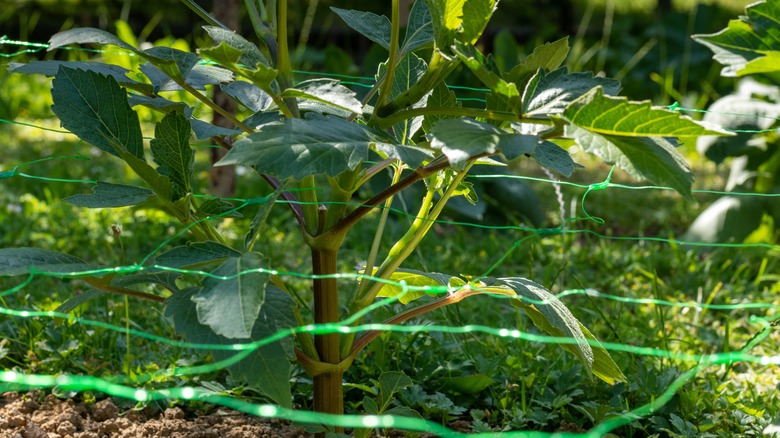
[{"x1": 311, "y1": 247, "x2": 343, "y2": 434}]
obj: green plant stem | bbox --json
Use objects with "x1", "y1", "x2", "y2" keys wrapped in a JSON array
[
  {"x1": 374, "y1": 50, "x2": 455, "y2": 118},
  {"x1": 175, "y1": 79, "x2": 253, "y2": 133},
  {"x1": 311, "y1": 247, "x2": 344, "y2": 434},
  {"x1": 297, "y1": 176, "x2": 319, "y2": 235},
  {"x1": 352, "y1": 165, "x2": 472, "y2": 313},
  {"x1": 276, "y1": 0, "x2": 300, "y2": 118},
  {"x1": 180, "y1": 0, "x2": 228, "y2": 29},
  {"x1": 374, "y1": 0, "x2": 401, "y2": 110},
  {"x1": 361, "y1": 164, "x2": 403, "y2": 291}
]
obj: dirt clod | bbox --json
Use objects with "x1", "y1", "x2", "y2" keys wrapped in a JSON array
[{"x1": 1, "y1": 391, "x2": 311, "y2": 438}]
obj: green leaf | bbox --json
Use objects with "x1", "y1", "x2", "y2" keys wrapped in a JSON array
[
  {"x1": 423, "y1": 82, "x2": 460, "y2": 134},
  {"x1": 0, "y1": 248, "x2": 98, "y2": 276},
  {"x1": 197, "y1": 198, "x2": 242, "y2": 218},
  {"x1": 217, "y1": 116, "x2": 385, "y2": 180},
  {"x1": 362, "y1": 396, "x2": 379, "y2": 415},
  {"x1": 155, "y1": 241, "x2": 241, "y2": 270},
  {"x1": 693, "y1": 1, "x2": 780, "y2": 76},
  {"x1": 143, "y1": 47, "x2": 199, "y2": 81},
  {"x1": 244, "y1": 190, "x2": 281, "y2": 252},
  {"x1": 63, "y1": 182, "x2": 154, "y2": 208},
  {"x1": 373, "y1": 268, "x2": 450, "y2": 304},
  {"x1": 9, "y1": 61, "x2": 141, "y2": 88},
  {"x1": 578, "y1": 322, "x2": 626, "y2": 385},
  {"x1": 401, "y1": 0, "x2": 434, "y2": 54},
  {"x1": 55, "y1": 289, "x2": 106, "y2": 314},
  {"x1": 186, "y1": 64, "x2": 234, "y2": 89},
  {"x1": 127, "y1": 94, "x2": 189, "y2": 113},
  {"x1": 566, "y1": 125, "x2": 693, "y2": 198},
  {"x1": 281, "y1": 79, "x2": 364, "y2": 114},
  {"x1": 377, "y1": 52, "x2": 430, "y2": 141},
  {"x1": 441, "y1": 374, "x2": 494, "y2": 394},
  {"x1": 48, "y1": 27, "x2": 140, "y2": 54},
  {"x1": 454, "y1": 43, "x2": 520, "y2": 112},
  {"x1": 114, "y1": 148, "x2": 174, "y2": 202},
  {"x1": 331, "y1": 7, "x2": 392, "y2": 51},
  {"x1": 373, "y1": 143, "x2": 434, "y2": 169},
  {"x1": 203, "y1": 26, "x2": 270, "y2": 67},
  {"x1": 522, "y1": 68, "x2": 621, "y2": 117},
  {"x1": 499, "y1": 277, "x2": 593, "y2": 374},
  {"x1": 498, "y1": 134, "x2": 538, "y2": 161},
  {"x1": 189, "y1": 119, "x2": 242, "y2": 140},
  {"x1": 191, "y1": 252, "x2": 268, "y2": 339},
  {"x1": 378, "y1": 371, "x2": 414, "y2": 399},
  {"x1": 461, "y1": 0, "x2": 497, "y2": 44},
  {"x1": 531, "y1": 141, "x2": 578, "y2": 177},
  {"x1": 221, "y1": 81, "x2": 273, "y2": 112},
  {"x1": 430, "y1": 118, "x2": 530, "y2": 166},
  {"x1": 506, "y1": 37, "x2": 569, "y2": 85},
  {"x1": 150, "y1": 111, "x2": 194, "y2": 200},
  {"x1": 165, "y1": 286, "x2": 293, "y2": 407},
  {"x1": 425, "y1": 0, "x2": 464, "y2": 48},
  {"x1": 51, "y1": 66, "x2": 143, "y2": 159},
  {"x1": 200, "y1": 42, "x2": 278, "y2": 92},
  {"x1": 562, "y1": 87, "x2": 731, "y2": 137},
  {"x1": 112, "y1": 271, "x2": 182, "y2": 294}
]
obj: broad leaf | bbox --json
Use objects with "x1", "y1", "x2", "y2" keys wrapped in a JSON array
[
  {"x1": 373, "y1": 143, "x2": 434, "y2": 169},
  {"x1": 401, "y1": 0, "x2": 434, "y2": 54},
  {"x1": 441, "y1": 374, "x2": 494, "y2": 394},
  {"x1": 155, "y1": 241, "x2": 240, "y2": 270},
  {"x1": 63, "y1": 182, "x2": 154, "y2": 208},
  {"x1": 112, "y1": 271, "x2": 182, "y2": 294},
  {"x1": 221, "y1": 81, "x2": 273, "y2": 113},
  {"x1": 203, "y1": 26, "x2": 270, "y2": 67},
  {"x1": 48, "y1": 27, "x2": 140, "y2": 54},
  {"x1": 150, "y1": 111, "x2": 194, "y2": 200},
  {"x1": 0, "y1": 248, "x2": 98, "y2": 276},
  {"x1": 143, "y1": 46, "x2": 199, "y2": 81},
  {"x1": 200, "y1": 42, "x2": 278, "y2": 92},
  {"x1": 506, "y1": 37, "x2": 569, "y2": 85},
  {"x1": 461, "y1": 0, "x2": 497, "y2": 44},
  {"x1": 191, "y1": 252, "x2": 268, "y2": 339},
  {"x1": 127, "y1": 94, "x2": 189, "y2": 113},
  {"x1": 244, "y1": 189, "x2": 281, "y2": 252},
  {"x1": 51, "y1": 67, "x2": 143, "y2": 159},
  {"x1": 562, "y1": 87, "x2": 731, "y2": 138},
  {"x1": 498, "y1": 134, "x2": 539, "y2": 161},
  {"x1": 114, "y1": 148, "x2": 174, "y2": 202},
  {"x1": 531, "y1": 141, "x2": 578, "y2": 177},
  {"x1": 693, "y1": 1, "x2": 780, "y2": 76},
  {"x1": 578, "y1": 322, "x2": 627, "y2": 385},
  {"x1": 454, "y1": 43, "x2": 520, "y2": 113},
  {"x1": 373, "y1": 268, "x2": 451, "y2": 304},
  {"x1": 197, "y1": 198, "x2": 242, "y2": 218},
  {"x1": 281, "y1": 79, "x2": 364, "y2": 114},
  {"x1": 377, "y1": 52, "x2": 430, "y2": 141},
  {"x1": 423, "y1": 82, "x2": 460, "y2": 133},
  {"x1": 216, "y1": 116, "x2": 388, "y2": 180},
  {"x1": 165, "y1": 286, "x2": 293, "y2": 407},
  {"x1": 430, "y1": 118, "x2": 532, "y2": 166},
  {"x1": 566, "y1": 125, "x2": 693, "y2": 198},
  {"x1": 499, "y1": 277, "x2": 593, "y2": 374},
  {"x1": 185, "y1": 64, "x2": 234, "y2": 89},
  {"x1": 522, "y1": 68, "x2": 621, "y2": 117},
  {"x1": 9, "y1": 61, "x2": 141, "y2": 88},
  {"x1": 378, "y1": 371, "x2": 414, "y2": 399},
  {"x1": 424, "y1": 0, "x2": 464, "y2": 48},
  {"x1": 331, "y1": 7, "x2": 392, "y2": 50},
  {"x1": 189, "y1": 119, "x2": 241, "y2": 140}
]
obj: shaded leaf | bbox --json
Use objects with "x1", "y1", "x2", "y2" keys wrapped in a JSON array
[
  {"x1": 531, "y1": 141, "x2": 578, "y2": 177},
  {"x1": 48, "y1": 27, "x2": 140, "y2": 54},
  {"x1": 281, "y1": 78, "x2": 364, "y2": 114},
  {"x1": 63, "y1": 182, "x2": 154, "y2": 208},
  {"x1": 401, "y1": 0, "x2": 434, "y2": 54},
  {"x1": 185, "y1": 64, "x2": 233, "y2": 89},
  {"x1": 454, "y1": 43, "x2": 520, "y2": 113},
  {"x1": 143, "y1": 47, "x2": 199, "y2": 81},
  {"x1": 506, "y1": 37, "x2": 569, "y2": 85},
  {"x1": 112, "y1": 271, "x2": 182, "y2": 294},
  {"x1": 423, "y1": 82, "x2": 460, "y2": 133},
  {"x1": 114, "y1": 147, "x2": 174, "y2": 202},
  {"x1": 189, "y1": 118, "x2": 241, "y2": 140},
  {"x1": 9, "y1": 61, "x2": 139, "y2": 87},
  {"x1": 217, "y1": 116, "x2": 386, "y2": 180},
  {"x1": 379, "y1": 371, "x2": 414, "y2": 399},
  {"x1": 693, "y1": 1, "x2": 780, "y2": 76},
  {"x1": 0, "y1": 248, "x2": 97, "y2": 277},
  {"x1": 155, "y1": 241, "x2": 240, "y2": 270},
  {"x1": 203, "y1": 26, "x2": 270, "y2": 67},
  {"x1": 331, "y1": 7, "x2": 392, "y2": 50},
  {"x1": 498, "y1": 134, "x2": 538, "y2": 161},
  {"x1": 377, "y1": 52, "x2": 429, "y2": 140},
  {"x1": 441, "y1": 374, "x2": 494, "y2": 394},
  {"x1": 562, "y1": 87, "x2": 730, "y2": 137},
  {"x1": 430, "y1": 118, "x2": 529, "y2": 166},
  {"x1": 127, "y1": 94, "x2": 189, "y2": 113},
  {"x1": 51, "y1": 67, "x2": 143, "y2": 159},
  {"x1": 165, "y1": 286, "x2": 293, "y2": 407},
  {"x1": 566, "y1": 125, "x2": 693, "y2": 198},
  {"x1": 244, "y1": 190, "x2": 281, "y2": 252},
  {"x1": 373, "y1": 143, "x2": 434, "y2": 169},
  {"x1": 522, "y1": 68, "x2": 621, "y2": 117},
  {"x1": 197, "y1": 198, "x2": 242, "y2": 218},
  {"x1": 150, "y1": 111, "x2": 194, "y2": 200},
  {"x1": 500, "y1": 277, "x2": 593, "y2": 374},
  {"x1": 221, "y1": 81, "x2": 273, "y2": 113},
  {"x1": 192, "y1": 252, "x2": 268, "y2": 339}
]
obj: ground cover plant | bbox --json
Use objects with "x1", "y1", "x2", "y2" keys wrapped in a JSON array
[{"x1": 1, "y1": 0, "x2": 779, "y2": 436}]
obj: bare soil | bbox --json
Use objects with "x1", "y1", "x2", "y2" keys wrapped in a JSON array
[{"x1": 0, "y1": 391, "x2": 311, "y2": 438}]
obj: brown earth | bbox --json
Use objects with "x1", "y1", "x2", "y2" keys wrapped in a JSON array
[{"x1": 0, "y1": 391, "x2": 311, "y2": 438}]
